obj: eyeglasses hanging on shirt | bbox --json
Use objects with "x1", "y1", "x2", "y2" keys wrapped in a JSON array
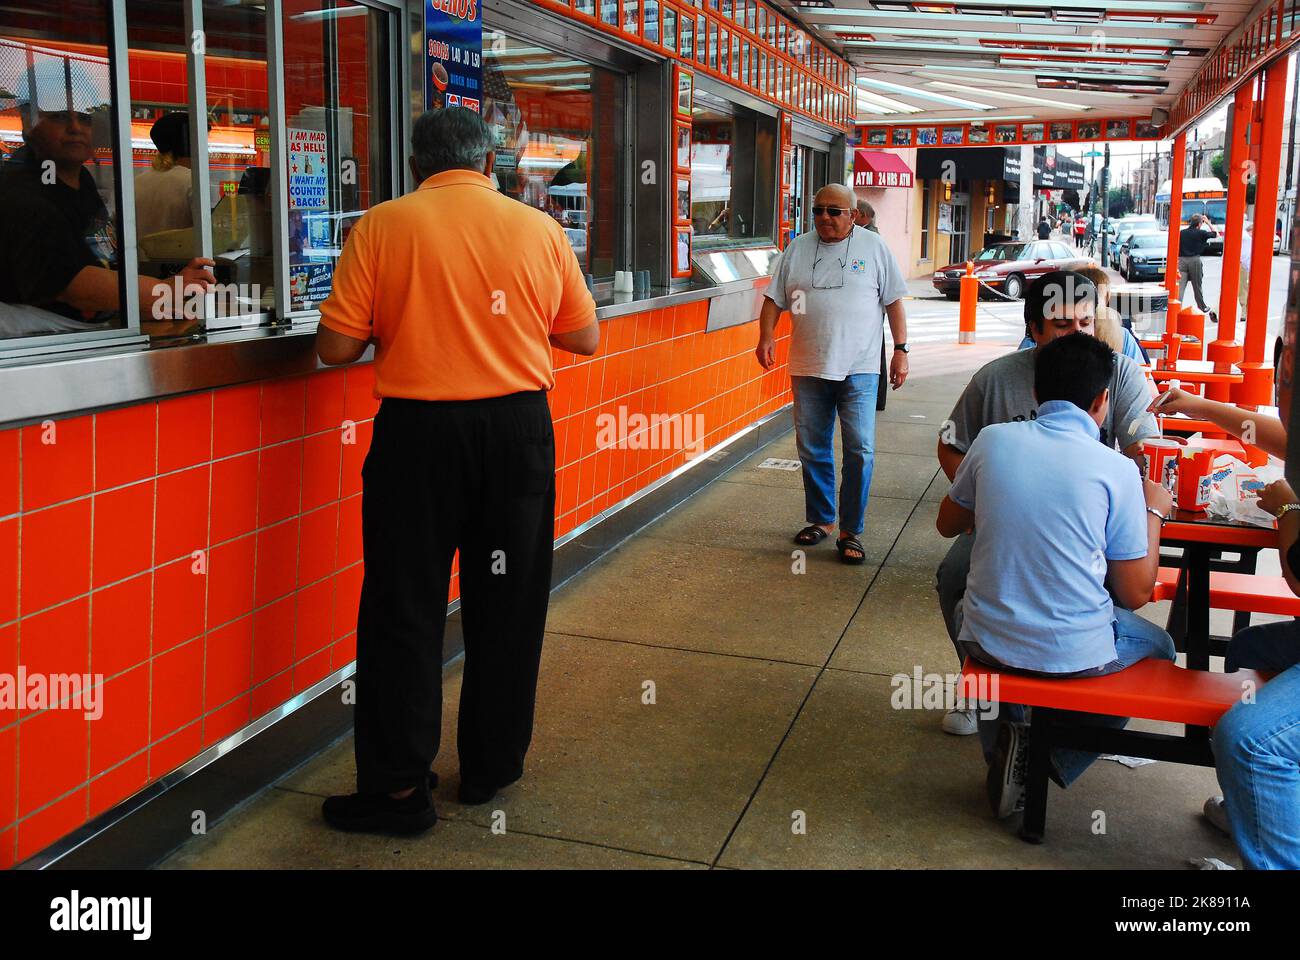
[{"x1": 812, "y1": 233, "x2": 853, "y2": 289}]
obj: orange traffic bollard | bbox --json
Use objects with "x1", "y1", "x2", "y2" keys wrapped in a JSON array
[{"x1": 958, "y1": 261, "x2": 976, "y2": 344}]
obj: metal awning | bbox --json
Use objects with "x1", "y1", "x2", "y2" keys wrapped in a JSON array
[{"x1": 795, "y1": 1, "x2": 1280, "y2": 135}]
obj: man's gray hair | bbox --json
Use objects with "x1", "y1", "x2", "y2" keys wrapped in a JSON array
[
  {"x1": 412, "y1": 107, "x2": 493, "y2": 178},
  {"x1": 857, "y1": 199, "x2": 874, "y2": 219}
]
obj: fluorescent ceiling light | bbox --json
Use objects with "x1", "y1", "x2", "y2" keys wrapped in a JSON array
[
  {"x1": 856, "y1": 87, "x2": 924, "y2": 112},
  {"x1": 514, "y1": 72, "x2": 590, "y2": 83},
  {"x1": 830, "y1": 25, "x2": 1177, "y2": 48},
  {"x1": 926, "y1": 79, "x2": 1093, "y2": 110},
  {"x1": 858, "y1": 75, "x2": 993, "y2": 108},
  {"x1": 901, "y1": 114, "x2": 1033, "y2": 122},
  {"x1": 289, "y1": 6, "x2": 368, "y2": 21},
  {"x1": 495, "y1": 60, "x2": 586, "y2": 72}
]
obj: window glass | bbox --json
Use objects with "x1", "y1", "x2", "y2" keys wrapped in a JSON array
[
  {"x1": 482, "y1": 32, "x2": 625, "y2": 278},
  {"x1": 696, "y1": 14, "x2": 706, "y2": 64},
  {"x1": 680, "y1": 11, "x2": 694, "y2": 58},
  {"x1": 731, "y1": 34, "x2": 739, "y2": 81},
  {"x1": 707, "y1": 20, "x2": 718, "y2": 70},
  {"x1": 283, "y1": 0, "x2": 392, "y2": 314},
  {"x1": 0, "y1": 0, "x2": 125, "y2": 342},
  {"x1": 623, "y1": 0, "x2": 640, "y2": 35},
  {"x1": 644, "y1": 0, "x2": 660, "y2": 44},
  {"x1": 575, "y1": 0, "x2": 596, "y2": 15},
  {"x1": 601, "y1": 0, "x2": 619, "y2": 28},
  {"x1": 200, "y1": 0, "x2": 273, "y2": 322},
  {"x1": 663, "y1": 6, "x2": 677, "y2": 52},
  {"x1": 690, "y1": 91, "x2": 775, "y2": 246}
]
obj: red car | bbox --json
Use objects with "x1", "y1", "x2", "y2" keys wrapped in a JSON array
[{"x1": 931, "y1": 240, "x2": 1095, "y2": 300}]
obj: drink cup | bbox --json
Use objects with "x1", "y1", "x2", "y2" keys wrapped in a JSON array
[{"x1": 1142, "y1": 437, "x2": 1184, "y2": 490}]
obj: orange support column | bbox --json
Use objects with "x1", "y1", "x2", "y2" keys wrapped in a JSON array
[
  {"x1": 1164, "y1": 133, "x2": 1187, "y2": 296},
  {"x1": 1217, "y1": 80, "x2": 1253, "y2": 342},
  {"x1": 1237, "y1": 59, "x2": 1288, "y2": 406}
]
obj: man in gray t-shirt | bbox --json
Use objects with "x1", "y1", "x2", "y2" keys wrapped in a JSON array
[
  {"x1": 757, "y1": 183, "x2": 909, "y2": 564},
  {"x1": 935, "y1": 270, "x2": 1160, "y2": 736}
]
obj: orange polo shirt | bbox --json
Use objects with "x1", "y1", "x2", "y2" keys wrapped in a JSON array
[{"x1": 318, "y1": 169, "x2": 597, "y2": 401}]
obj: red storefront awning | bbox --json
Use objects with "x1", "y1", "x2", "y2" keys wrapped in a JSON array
[{"x1": 852, "y1": 150, "x2": 915, "y2": 189}]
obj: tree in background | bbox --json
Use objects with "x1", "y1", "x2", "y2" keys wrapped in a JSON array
[
  {"x1": 1210, "y1": 149, "x2": 1254, "y2": 202},
  {"x1": 1107, "y1": 186, "x2": 1135, "y2": 218}
]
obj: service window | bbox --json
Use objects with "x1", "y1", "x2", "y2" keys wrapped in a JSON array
[
  {"x1": 482, "y1": 32, "x2": 626, "y2": 278},
  {"x1": 282, "y1": 0, "x2": 394, "y2": 315},
  {"x1": 689, "y1": 86, "x2": 776, "y2": 247},
  {"x1": 0, "y1": 0, "x2": 130, "y2": 349}
]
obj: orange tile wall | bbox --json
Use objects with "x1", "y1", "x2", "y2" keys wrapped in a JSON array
[{"x1": 0, "y1": 304, "x2": 791, "y2": 866}]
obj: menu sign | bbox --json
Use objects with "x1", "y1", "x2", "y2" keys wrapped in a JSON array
[{"x1": 425, "y1": 0, "x2": 482, "y2": 112}]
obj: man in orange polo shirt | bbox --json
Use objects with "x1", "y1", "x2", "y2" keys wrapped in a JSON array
[{"x1": 315, "y1": 107, "x2": 598, "y2": 835}]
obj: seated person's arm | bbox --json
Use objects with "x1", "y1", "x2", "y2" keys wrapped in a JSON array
[
  {"x1": 937, "y1": 440, "x2": 964, "y2": 482},
  {"x1": 1259, "y1": 480, "x2": 1300, "y2": 597},
  {"x1": 936, "y1": 495, "x2": 973, "y2": 538},
  {"x1": 59, "y1": 259, "x2": 215, "y2": 319},
  {"x1": 1149, "y1": 387, "x2": 1288, "y2": 460},
  {"x1": 937, "y1": 439, "x2": 979, "y2": 537},
  {"x1": 1106, "y1": 480, "x2": 1174, "y2": 610}
]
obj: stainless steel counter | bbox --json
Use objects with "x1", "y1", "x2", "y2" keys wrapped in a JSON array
[{"x1": 0, "y1": 277, "x2": 768, "y2": 429}]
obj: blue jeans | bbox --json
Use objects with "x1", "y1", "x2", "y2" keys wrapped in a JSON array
[
  {"x1": 958, "y1": 603, "x2": 1176, "y2": 787},
  {"x1": 1214, "y1": 620, "x2": 1300, "y2": 869},
  {"x1": 790, "y1": 373, "x2": 879, "y2": 537}
]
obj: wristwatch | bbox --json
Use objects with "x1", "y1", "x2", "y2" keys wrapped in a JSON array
[
  {"x1": 893, "y1": 343, "x2": 909, "y2": 353},
  {"x1": 1146, "y1": 506, "x2": 1168, "y2": 524},
  {"x1": 1273, "y1": 503, "x2": 1300, "y2": 520}
]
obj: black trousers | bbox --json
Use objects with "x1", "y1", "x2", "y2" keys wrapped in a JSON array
[{"x1": 353, "y1": 391, "x2": 556, "y2": 794}]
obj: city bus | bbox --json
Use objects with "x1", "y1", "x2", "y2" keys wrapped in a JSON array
[{"x1": 1155, "y1": 177, "x2": 1228, "y2": 254}]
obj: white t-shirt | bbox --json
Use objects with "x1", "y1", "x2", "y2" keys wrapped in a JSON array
[
  {"x1": 766, "y1": 225, "x2": 908, "y2": 380},
  {"x1": 134, "y1": 165, "x2": 193, "y2": 238}
]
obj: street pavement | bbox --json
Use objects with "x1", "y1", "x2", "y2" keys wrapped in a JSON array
[{"x1": 901, "y1": 239, "x2": 1294, "y2": 355}]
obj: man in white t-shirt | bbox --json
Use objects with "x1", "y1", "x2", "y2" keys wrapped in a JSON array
[{"x1": 756, "y1": 183, "x2": 909, "y2": 564}]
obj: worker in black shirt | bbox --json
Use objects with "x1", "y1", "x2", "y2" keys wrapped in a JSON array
[
  {"x1": 1036, "y1": 216, "x2": 1052, "y2": 240},
  {"x1": 1177, "y1": 213, "x2": 1216, "y2": 321},
  {"x1": 0, "y1": 57, "x2": 213, "y2": 336}
]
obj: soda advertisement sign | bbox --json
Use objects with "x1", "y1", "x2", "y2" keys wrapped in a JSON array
[{"x1": 425, "y1": 0, "x2": 483, "y2": 113}]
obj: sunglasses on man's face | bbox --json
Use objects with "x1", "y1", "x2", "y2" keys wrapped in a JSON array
[{"x1": 812, "y1": 206, "x2": 849, "y2": 218}]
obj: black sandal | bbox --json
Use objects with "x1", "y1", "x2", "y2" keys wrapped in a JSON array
[
  {"x1": 837, "y1": 535, "x2": 866, "y2": 565},
  {"x1": 793, "y1": 524, "x2": 830, "y2": 546}
]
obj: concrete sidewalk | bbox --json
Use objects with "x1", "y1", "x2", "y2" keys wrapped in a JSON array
[{"x1": 161, "y1": 342, "x2": 1245, "y2": 870}]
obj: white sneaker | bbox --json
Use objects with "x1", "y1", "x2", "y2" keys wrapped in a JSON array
[
  {"x1": 942, "y1": 706, "x2": 979, "y2": 736},
  {"x1": 1189, "y1": 857, "x2": 1236, "y2": 870},
  {"x1": 1202, "y1": 795, "x2": 1230, "y2": 835}
]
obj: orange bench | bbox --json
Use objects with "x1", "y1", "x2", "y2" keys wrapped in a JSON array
[
  {"x1": 960, "y1": 657, "x2": 1265, "y2": 843},
  {"x1": 1151, "y1": 567, "x2": 1300, "y2": 616}
]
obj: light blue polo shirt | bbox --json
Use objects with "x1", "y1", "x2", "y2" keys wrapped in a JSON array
[{"x1": 949, "y1": 400, "x2": 1149, "y2": 674}]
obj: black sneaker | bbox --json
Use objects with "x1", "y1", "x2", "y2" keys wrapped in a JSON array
[
  {"x1": 986, "y1": 721, "x2": 1028, "y2": 819},
  {"x1": 322, "y1": 786, "x2": 438, "y2": 835}
]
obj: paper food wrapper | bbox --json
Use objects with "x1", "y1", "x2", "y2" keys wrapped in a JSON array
[{"x1": 1205, "y1": 455, "x2": 1284, "y2": 527}]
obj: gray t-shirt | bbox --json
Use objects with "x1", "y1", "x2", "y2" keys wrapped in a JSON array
[
  {"x1": 944, "y1": 347, "x2": 1158, "y2": 453},
  {"x1": 766, "y1": 225, "x2": 908, "y2": 380}
]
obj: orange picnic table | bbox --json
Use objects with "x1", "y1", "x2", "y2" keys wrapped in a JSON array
[{"x1": 1148, "y1": 359, "x2": 1244, "y2": 386}]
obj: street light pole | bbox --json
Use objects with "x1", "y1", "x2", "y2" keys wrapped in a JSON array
[{"x1": 1100, "y1": 141, "x2": 1111, "y2": 268}]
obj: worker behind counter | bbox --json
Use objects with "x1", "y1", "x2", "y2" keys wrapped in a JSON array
[{"x1": 0, "y1": 58, "x2": 213, "y2": 338}]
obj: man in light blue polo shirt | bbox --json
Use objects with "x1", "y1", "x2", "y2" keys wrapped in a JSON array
[{"x1": 937, "y1": 333, "x2": 1175, "y2": 819}]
